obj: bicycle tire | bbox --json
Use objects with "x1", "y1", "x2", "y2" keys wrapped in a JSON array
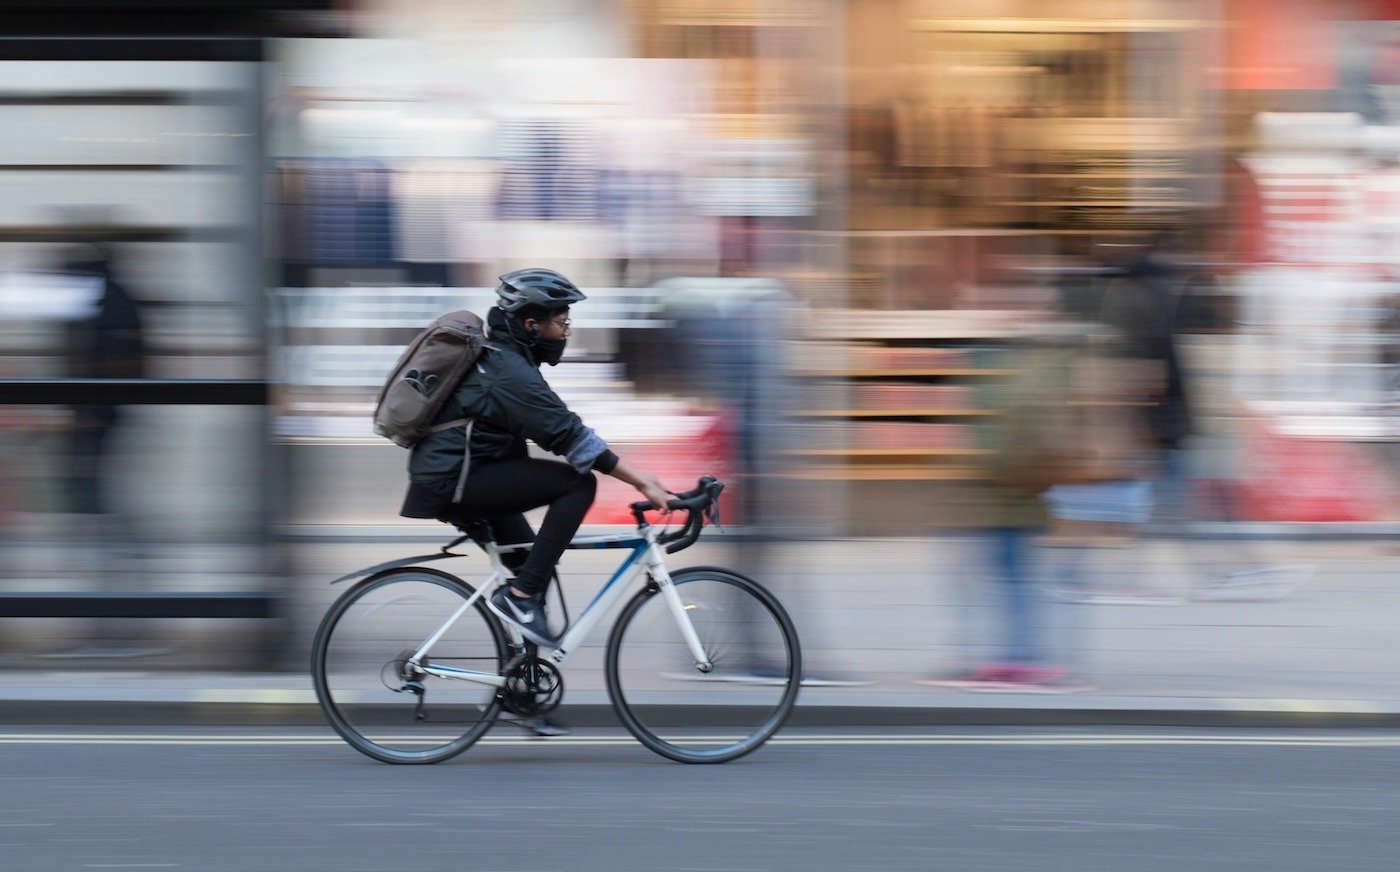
[
  {"x1": 312, "y1": 567, "x2": 507, "y2": 764},
  {"x1": 604, "y1": 566, "x2": 801, "y2": 764}
]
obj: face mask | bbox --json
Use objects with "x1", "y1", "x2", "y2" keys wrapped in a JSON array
[{"x1": 534, "y1": 336, "x2": 567, "y2": 366}]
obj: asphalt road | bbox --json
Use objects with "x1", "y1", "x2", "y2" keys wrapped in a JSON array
[{"x1": 3, "y1": 727, "x2": 1400, "y2": 872}]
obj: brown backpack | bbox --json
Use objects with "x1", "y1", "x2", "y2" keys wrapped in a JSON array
[{"x1": 372, "y1": 309, "x2": 487, "y2": 502}]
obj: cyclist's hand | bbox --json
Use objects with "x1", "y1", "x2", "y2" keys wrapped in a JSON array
[
  {"x1": 637, "y1": 476, "x2": 671, "y2": 512},
  {"x1": 607, "y1": 459, "x2": 672, "y2": 512}
]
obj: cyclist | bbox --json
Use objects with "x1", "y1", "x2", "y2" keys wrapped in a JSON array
[{"x1": 400, "y1": 268, "x2": 670, "y2": 647}]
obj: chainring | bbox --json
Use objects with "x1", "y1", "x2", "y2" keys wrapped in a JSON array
[{"x1": 500, "y1": 653, "x2": 565, "y2": 717}]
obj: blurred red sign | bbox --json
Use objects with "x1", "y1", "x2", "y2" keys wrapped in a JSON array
[
  {"x1": 1237, "y1": 415, "x2": 1400, "y2": 521},
  {"x1": 584, "y1": 413, "x2": 736, "y2": 526}
]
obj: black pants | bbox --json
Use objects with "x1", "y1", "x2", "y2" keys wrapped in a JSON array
[
  {"x1": 436, "y1": 458, "x2": 597, "y2": 597},
  {"x1": 65, "y1": 412, "x2": 118, "y2": 515}
]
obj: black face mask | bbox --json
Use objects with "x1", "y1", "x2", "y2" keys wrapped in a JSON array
[
  {"x1": 534, "y1": 336, "x2": 567, "y2": 367},
  {"x1": 488, "y1": 307, "x2": 568, "y2": 366}
]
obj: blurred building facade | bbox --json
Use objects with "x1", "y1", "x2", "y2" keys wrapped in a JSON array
[
  {"x1": 0, "y1": 2, "x2": 330, "y2": 663},
  {"x1": 3, "y1": 0, "x2": 1400, "y2": 664}
]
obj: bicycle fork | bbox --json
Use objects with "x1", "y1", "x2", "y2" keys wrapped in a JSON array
[{"x1": 646, "y1": 554, "x2": 714, "y2": 674}]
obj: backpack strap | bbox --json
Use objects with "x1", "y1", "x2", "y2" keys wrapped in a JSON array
[
  {"x1": 452, "y1": 419, "x2": 476, "y2": 504},
  {"x1": 423, "y1": 416, "x2": 476, "y2": 502},
  {"x1": 445, "y1": 344, "x2": 502, "y2": 503},
  {"x1": 429, "y1": 417, "x2": 470, "y2": 434}
]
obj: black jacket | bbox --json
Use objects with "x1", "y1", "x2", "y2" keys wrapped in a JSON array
[
  {"x1": 400, "y1": 309, "x2": 616, "y2": 517},
  {"x1": 1101, "y1": 257, "x2": 1192, "y2": 449}
]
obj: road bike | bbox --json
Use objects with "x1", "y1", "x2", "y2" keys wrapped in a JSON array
[{"x1": 311, "y1": 476, "x2": 801, "y2": 764}]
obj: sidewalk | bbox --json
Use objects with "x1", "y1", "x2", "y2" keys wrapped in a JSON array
[
  {"x1": 1, "y1": 533, "x2": 1398, "y2": 727},
  {"x1": 1, "y1": 672, "x2": 1398, "y2": 728}
]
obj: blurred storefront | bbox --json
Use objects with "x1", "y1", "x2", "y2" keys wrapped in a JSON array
[
  {"x1": 262, "y1": 0, "x2": 1400, "y2": 534},
  {"x1": 1220, "y1": 0, "x2": 1400, "y2": 522},
  {"x1": 802, "y1": 1, "x2": 1226, "y2": 527},
  {"x1": 6, "y1": 0, "x2": 1400, "y2": 671},
  {"x1": 0, "y1": 2, "x2": 334, "y2": 665},
  {"x1": 264, "y1": 0, "x2": 847, "y2": 531}
]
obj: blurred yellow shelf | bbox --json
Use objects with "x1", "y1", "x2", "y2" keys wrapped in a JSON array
[
  {"x1": 797, "y1": 409, "x2": 1000, "y2": 418},
  {"x1": 804, "y1": 311, "x2": 1033, "y2": 340},
  {"x1": 787, "y1": 448, "x2": 992, "y2": 458},
  {"x1": 1002, "y1": 173, "x2": 1210, "y2": 180},
  {"x1": 910, "y1": 18, "x2": 1208, "y2": 33},
  {"x1": 785, "y1": 466, "x2": 989, "y2": 481},
  {"x1": 997, "y1": 200, "x2": 1202, "y2": 208},
  {"x1": 796, "y1": 369, "x2": 1016, "y2": 378}
]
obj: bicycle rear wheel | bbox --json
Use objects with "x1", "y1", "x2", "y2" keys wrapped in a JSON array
[
  {"x1": 605, "y1": 566, "x2": 801, "y2": 763},
  {"x1": 312, "y1": 567, "x2": 507, "y2": 764}
]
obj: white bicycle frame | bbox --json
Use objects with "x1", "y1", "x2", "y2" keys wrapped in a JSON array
[{"x1": 409, "y1": 524, "x2": 712, "y2": 688}]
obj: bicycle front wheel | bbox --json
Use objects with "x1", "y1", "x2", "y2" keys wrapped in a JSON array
[
  {"x1": 605, "y1": 566, "x2": 801, "y2": 763},
  {"x1": 312, "y1": 567, "x2": 507, "y2": 764}
]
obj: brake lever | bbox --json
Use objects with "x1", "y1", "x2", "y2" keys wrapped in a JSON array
[{"x1": 705, "y1": 498, "x2": 723, "y2": 533}]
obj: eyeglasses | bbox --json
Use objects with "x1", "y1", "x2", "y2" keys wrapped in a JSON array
[{"x1": 549, "y1": 317, "x2": 572, "y2": 331}]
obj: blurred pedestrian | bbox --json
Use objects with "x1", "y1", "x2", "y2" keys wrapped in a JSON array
[
  {"x1": 673, "y1": 282, "x2": 863, "y2": 686},
  {"x1": 42, "y1": 243, "x2": 164, "y2": 659},
  {"x1": 1099, "y1": 236, "x2": 1306, "y2": 600},
  {"x1": 920, "y1": 323, "x2": 1099, "y2": 692},
  {"x1": 1036, "y1": 254, "x2": 1169, "y2": 607},
  {"x1": 1101, "y1": 239, "x2": 1192, "y2": 514},
  {"x1": 60, "y1": 244, "x2": 146, "y2": 524}
]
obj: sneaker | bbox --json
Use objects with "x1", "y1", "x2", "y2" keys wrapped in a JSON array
[
  {"x1": 487, "y1": 586, "x2": 558, "y2": 648},
  {"x1": 966, "y1": 675, "x2": 1095, "y2": 694},
  {"x1": 1192, "y1": 564, "x2": 1310, "y2": 602},
  {"x1": 1047, "y1": 586, "x2": 1180, "y2": 606},
  {"x1": 916, "y1": 663, "x2": 1015, "y2": 690},
  {"x1": 497, "y1": 711, "x2": 571, "y2": 737},
  {"x1": 917, "y1": 663, "x2": 1093, "y2": 694}
]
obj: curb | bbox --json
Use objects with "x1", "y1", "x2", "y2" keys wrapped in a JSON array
[{"x1": 5, "y1": 698, "x2": 1400, "y2": 729}]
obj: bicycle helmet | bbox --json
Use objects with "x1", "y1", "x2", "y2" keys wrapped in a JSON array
[{"x1": 495, "y1": 268, "x2": 586, "y2": 314}]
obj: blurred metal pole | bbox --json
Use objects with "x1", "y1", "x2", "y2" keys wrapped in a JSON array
[
  {"x1": 808, "y1": 0, "x2": 852, "y2": 539},
  {"x1": 242, "y1": 43, "x2": 297, "y2": 671}
]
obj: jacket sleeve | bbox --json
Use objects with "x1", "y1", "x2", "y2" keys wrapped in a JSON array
[{"x1": 493, "y1": 364, "x2": 615, "y2": 473}]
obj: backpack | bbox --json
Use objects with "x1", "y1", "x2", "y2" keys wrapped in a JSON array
[
  {"x1": 992, "y1": 330, "x2": 1147, "y2": 495},
  {"x1": 372, "y1": 309, "x2": 487, "y2": 502}
]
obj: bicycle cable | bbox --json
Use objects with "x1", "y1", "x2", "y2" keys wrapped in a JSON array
[{"x1": 549, "y1": 569, "x2": 570, "y2": 633}]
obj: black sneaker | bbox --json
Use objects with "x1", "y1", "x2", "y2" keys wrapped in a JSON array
[{"x1": 487, "y1": 586, "x2": 558, "y2": 648}]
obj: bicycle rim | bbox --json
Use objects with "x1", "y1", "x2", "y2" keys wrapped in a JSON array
[
  {"x1": 312, "y1": 568, "x2": 506, "y2": 764},
  {"x1": 605, "y1": 566, "x2": 801, "y2": 763}
]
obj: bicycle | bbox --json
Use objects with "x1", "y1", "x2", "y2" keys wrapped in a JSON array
[{"x1": 311, "y1": 476, "x2": 801, "y2": 765}]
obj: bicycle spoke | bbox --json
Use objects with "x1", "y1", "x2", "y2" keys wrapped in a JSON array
[
  {"x1": 313, "y1": 569, "x2": 506, "y2": 764},
  {"x1": 606, "y1": 567, "x2": 801, "y2": 763}
]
